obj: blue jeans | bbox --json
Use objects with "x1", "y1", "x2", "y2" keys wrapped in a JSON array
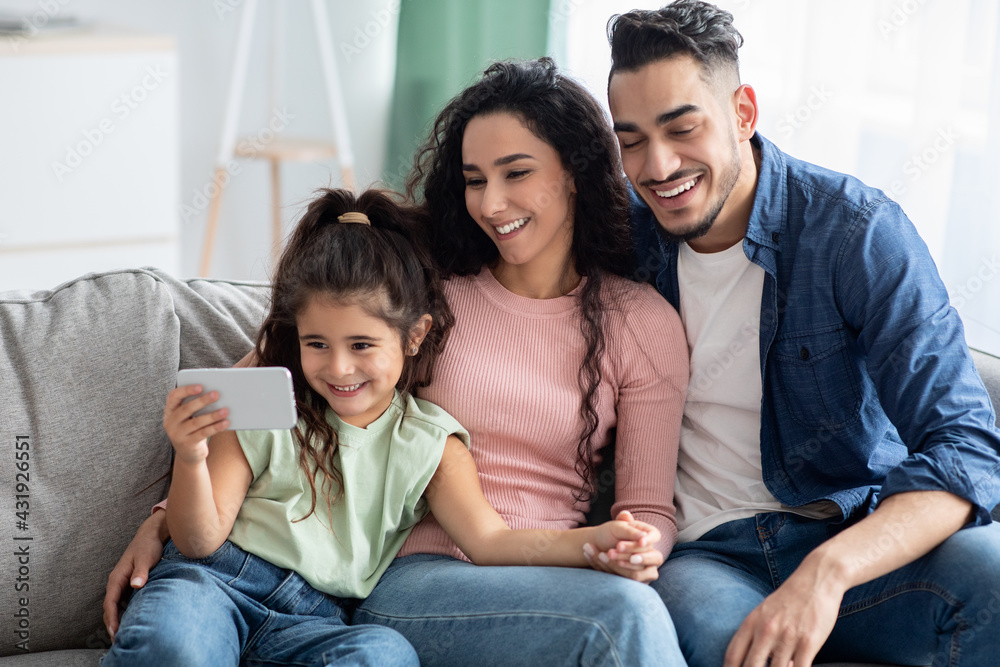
[
  {"x1": 352, "y1": 553, "x2": 685, "y2": 666},
  {"x1": 103, "y1": 540, "x2": 417, "y2": 667},
  {"x1": 652, "y1": 512, "x2": 1000, "y2": 667}
]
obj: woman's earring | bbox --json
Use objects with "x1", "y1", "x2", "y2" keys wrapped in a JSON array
[{"x1": 410, "y1": 345, "x2": 419, "y2": 356}]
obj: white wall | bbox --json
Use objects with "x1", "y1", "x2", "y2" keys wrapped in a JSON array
[{"x1": 1, "y1": 0, "x2": 400, "y2": 282}]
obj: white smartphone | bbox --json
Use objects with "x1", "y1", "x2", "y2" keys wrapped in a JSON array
[{"x1": 176, "y1": 367, "x2": 297, "y2": 431}]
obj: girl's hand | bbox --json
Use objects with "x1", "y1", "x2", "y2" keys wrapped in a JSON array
[
  {"x1": 583, "y1": 511, "x2": 664, "y2": 583},
  {"x1": 588, "y1": 515, "x2": 654, "y2": 553},
  {"x1": 163, "y1": 385, "x2": 229, "y2": 464}
]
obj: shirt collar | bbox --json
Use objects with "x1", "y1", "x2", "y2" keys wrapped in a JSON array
[{"x1": 745, "y1": 131, "x2": 787, "y2": 252}]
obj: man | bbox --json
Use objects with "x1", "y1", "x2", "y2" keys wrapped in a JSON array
[{"x1": 603, "y1": 2, "x2": 1000, "y2": 665}]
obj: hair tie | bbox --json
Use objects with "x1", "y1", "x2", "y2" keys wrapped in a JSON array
[{"x1": 337, "y1": 212, "x2": 371, "y2": 225}]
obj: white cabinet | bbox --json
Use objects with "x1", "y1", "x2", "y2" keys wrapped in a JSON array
[{"x1": 0, "y1": 27, "x2": 179, "y2": 291}]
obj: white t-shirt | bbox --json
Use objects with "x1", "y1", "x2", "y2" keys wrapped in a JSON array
[{"x1": 674, "y1": 240, "x2": 837, "y2": 542}]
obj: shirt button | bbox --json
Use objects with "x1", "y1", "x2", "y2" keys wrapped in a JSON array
[
  {"x1": 800, "y1": 347, "x2": 810, "y2": 361},
  {"x1": 772, "y1": 232, "x2": 780, "y2": 243}
]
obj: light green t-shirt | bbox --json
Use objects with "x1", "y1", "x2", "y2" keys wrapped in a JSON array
[{"x1": 228, "y1": 391, "x2": 468, "y2": 598}]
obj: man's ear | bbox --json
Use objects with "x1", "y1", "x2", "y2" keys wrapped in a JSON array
[{"x1": 733, "y1": 84, "x2": 759, "y2": 141}]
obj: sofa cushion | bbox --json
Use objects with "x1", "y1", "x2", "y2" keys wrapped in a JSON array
[{"x1": 0, "y1": 269, "x2": 267, "y2": 657}]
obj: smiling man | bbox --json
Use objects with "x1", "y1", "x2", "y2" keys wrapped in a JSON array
[{"x1": 605, "y1": 2, "x2": 1000, "y2": 666}]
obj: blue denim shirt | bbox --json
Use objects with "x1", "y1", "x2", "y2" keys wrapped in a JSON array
[{"x1": 630, "y1": 132, "x2": 1000, "y2": 525}]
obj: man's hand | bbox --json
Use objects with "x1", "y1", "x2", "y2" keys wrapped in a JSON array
[
  {"x1": 724, "y1": 490, "x2": 973, "y2": 666},
  {"x1": 723, "y1": 561, "x2": 844, "y2": 667}
]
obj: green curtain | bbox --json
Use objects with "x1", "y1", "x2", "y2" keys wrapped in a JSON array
[{"x1": 383, "y1": 0, "x2": 552, "y2": 189}]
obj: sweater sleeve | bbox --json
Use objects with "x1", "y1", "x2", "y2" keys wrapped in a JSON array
[{"x1": 608, "y1": 284, "x2": 688, "y2": 557}]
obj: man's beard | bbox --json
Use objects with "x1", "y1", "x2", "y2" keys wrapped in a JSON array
[{"x1": 654, "y1": 145, "x2": 742, "y2": 246}]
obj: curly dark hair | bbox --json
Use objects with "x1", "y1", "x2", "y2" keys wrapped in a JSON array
[
  {"x1": 608, "y1": 0, "x2": 743, "y2": 86},
  {"x1": 405, "y1": 57, "x2": 634, "y2": 502},
  {"x1": 256, "y1": 188, "x2": 453, "y2": 522}
]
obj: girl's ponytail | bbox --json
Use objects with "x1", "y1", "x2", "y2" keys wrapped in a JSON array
[{"x1": 256, "y1": 188, "x2": 453, "y2": 523}]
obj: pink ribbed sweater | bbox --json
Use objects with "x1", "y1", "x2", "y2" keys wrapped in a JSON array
[{"x1": 399, "y1": 267, "x2": 688, "y2": 559}]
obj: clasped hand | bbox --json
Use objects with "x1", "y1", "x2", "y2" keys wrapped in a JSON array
[{"x1": 584, "y1": 511, "x2": 663, "y2": 583}]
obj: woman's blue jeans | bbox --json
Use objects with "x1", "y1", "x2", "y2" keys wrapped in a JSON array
[
  {"x1": 652, "y1": 512, "x2": 1000, "y2": 667},
  {"x1": 102, "y1": 540, "x2": 418, "y2": 667},
  {"x1": 353, "y1": 553, "x2": 686, "y2": 666}
]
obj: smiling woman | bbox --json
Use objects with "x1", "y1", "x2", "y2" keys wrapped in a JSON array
[
  {"x1": 460, "y1": 112, "x2": 578, "y2": 297},
  {"x1": 344, "y1": 57, "x2": 691, "y2": 665}
]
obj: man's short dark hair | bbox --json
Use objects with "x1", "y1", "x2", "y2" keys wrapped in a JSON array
[{"x1": 607, "y1": 0, "x2": 743, "y2": 85}]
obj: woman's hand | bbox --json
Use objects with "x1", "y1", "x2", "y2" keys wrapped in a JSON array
[
  {"x1": 163, "y1": 385, "x2": 229, "y2": 464},
  {"x1": 583, "y1": 511, "x2": 664, "y2": 583},
  {"x1": 103, "y1": 510, "x2": 169, "y2": 641}
]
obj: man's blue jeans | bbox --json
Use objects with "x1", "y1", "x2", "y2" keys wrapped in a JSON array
[
  {"x1": 103, "y1": 540, "x2": 418, "y2": 667},
  {"x1": 652, "y1": 512, "x2": 1000, "y2": 667},
  {"x1": 354, "y1": 553, "x2": 686, "y2": 666}
]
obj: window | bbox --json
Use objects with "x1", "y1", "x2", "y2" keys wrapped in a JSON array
[{"x1": 556, "y1": 0, "x2": 1000, "y2": 356}]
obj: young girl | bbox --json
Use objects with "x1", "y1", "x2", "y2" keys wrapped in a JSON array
[{"x1": 103, "y1": 188, "x2": 660, "y2": 667}]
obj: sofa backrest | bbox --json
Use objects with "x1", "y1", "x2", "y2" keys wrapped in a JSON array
[
  {"x1": 0, "y1": 269, "x2": 268, "y2": 656},
  {"x1": 0, "y1": 269, "x2": 998, "y2": 657},
  {"x1": 971, "y1": 348, "x2": 1000, "y2": 423}
]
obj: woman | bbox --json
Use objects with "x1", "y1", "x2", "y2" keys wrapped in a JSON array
[{"x1": 105, "y1": 58, "x2": 689, "y2": 665}]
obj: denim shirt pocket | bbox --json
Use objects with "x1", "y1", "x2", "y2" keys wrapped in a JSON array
[{"x1": 772, "y1": 327, "x2": 862, "y2": 431}]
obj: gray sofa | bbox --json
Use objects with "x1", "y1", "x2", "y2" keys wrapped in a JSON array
[{"x1": 0, "y1": 268, "x2": 997, "y2": 666}]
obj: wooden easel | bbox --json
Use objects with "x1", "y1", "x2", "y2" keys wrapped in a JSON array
[{"x1": 199, "y1": 0, "x2": 355, "y2": 276}]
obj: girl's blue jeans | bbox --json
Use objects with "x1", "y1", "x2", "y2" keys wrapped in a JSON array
[
  {"x1": 102, "y1": 540, "x2": 417, "y2": 667},
  {"x1": 652, "y1": 512, "x2": 1000, "y2": 667},
  {"x1": 353, "y1": 553, "x2": 686, "y2": 666}
]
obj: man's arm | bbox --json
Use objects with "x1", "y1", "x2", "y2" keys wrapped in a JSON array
[
  {"x1": 839, "y1": 200, "x2": 1000, "y2": 523},
  {"x1": 729, "y1": 198, "x2": 996, "y2": 666},
  {"x1": 724, "y1": 490, "x2": 972, "y2": 667}
]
